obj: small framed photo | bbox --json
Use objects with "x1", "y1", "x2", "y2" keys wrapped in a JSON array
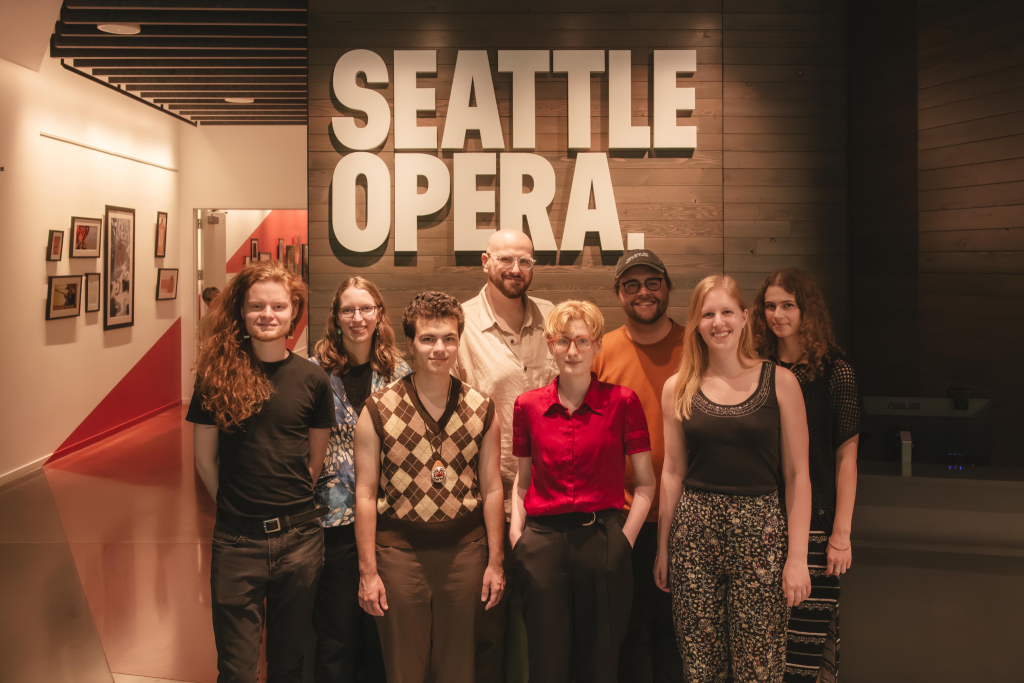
[
  {"x1": 85, "y1": 272, "x2": 101, "y2": 312},
  {"x1": 259, "y1": 252, "x2": 271, "y2": 261},
  {"x1": 46, "y1": 274, "x2": 83, "y2": 319},
  {"x1": 104, "y1": 205, "x2": 135, "y2": 330},
  {"x1": 278, "y1": 238, "x2": 284, "y2": 261},
  {"x1": 250, "y1": 238, "x2": 259, "y2": 259},
  {"x1": 70, "y1": 217, "x2": 102, "y2": 258},
  {"x1": 155, "y1": 211, "x2": 168, "y2": 258},
  {"x1": 47, "y1": 230, "x2": 64, "y2": 261},
  {"x1": 244, "y1": 255, "x2": 252, "y2": 265},
  {"x1": 156, "y1": 268, "x2": 179, "y2": 300}
]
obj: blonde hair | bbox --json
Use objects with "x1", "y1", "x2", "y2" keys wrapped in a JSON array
[
  {"x1": 545, "y1": 299, "x2": 605, "y2": 340},
  {"x1": 673, "y1": 276, "x2": 758, "y2": 420}
]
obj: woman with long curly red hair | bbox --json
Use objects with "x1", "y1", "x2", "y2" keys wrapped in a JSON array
[
  {"x1": 309, "y1": 276, "x2": 410, "y2": 683},
  {"x1": 752, "y1": 268, "x2": 861, "y2": 683},
  {"x1": 188, "y1": 260, "x2": 336, "y2": 682}
]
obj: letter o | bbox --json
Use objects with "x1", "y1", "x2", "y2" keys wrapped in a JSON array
[{"x1": 331, "y1": 152, "x2": 391, "y2": 253}]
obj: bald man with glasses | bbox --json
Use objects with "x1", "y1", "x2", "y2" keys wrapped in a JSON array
[{"x1": 457, "y1": 229, "x2": 557, "y2": 683}]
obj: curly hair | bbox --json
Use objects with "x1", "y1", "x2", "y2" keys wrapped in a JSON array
[
  {"x1": 401, "y1": 291, "x2": 465, "y2": 339},
  {"x1": 673, "y1": 275, "x2": 758, "y2": 420},
  {"x1": 313, "y1": 276, "x2": 402, "y2": 378},
  {"x1": 194, "y1": 260, "x2": 307, "y2": 431},
  {"x1": 751, "y1": 267, "x2": 839, "y2": 381}
]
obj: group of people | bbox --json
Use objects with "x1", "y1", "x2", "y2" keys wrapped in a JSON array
[{"x1": 188, "y1": 229, "x2": 860, "y2": 683}]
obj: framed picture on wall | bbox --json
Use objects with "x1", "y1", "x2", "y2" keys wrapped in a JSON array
[
  {"x1": 70, "y1": 217, "x2": 101, "y2": 258},
  {"x1": 259, "y1": 252, "x2": 271, "y2": 261},
  {"x1": 85, "y1": 272, "x2": 101, "y2": 313},
  {"x1": 155, "y1": 211, "x2": 168, "y2": 258},
  {"x1": 156, "y1": 268, "x2": 178, "y2": 300},
  {"x1": 278, "y1": 238, "x2": 284, "y2": 261},
  {"x1": 46, "y1": 274, "x2": 83, "y2": 320},
  {"x1": 244, "y1": 255, "x2": 252, "y2": 265},
  {"x1": 302, "y1": 243, "x2": 309, "y2": 283},
  {"x1": 250, "y1": 238, "x2": 259, "y2": 259},
  {"x1": 47, "y1": 230, "x2": 64, "y2": 261},
  {"x1": 104, "y1": 205, "x2": 135, "y2": 330}
]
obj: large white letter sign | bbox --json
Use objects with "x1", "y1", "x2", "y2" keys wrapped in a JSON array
[
  {"x1": 394, "y1": 154, "x2": 451, "y2": 252},
  {"x1": 453, "y1": 153, "x2": 497, "y2": 252},
  {"x1": 394, "y1": 51, "x2": 437, "y2": 150},
  {"x1": 608, "y1": 50, "x2": 650, "y2": 150},
  {"x1": 653, "y1": 50, "x2": 697, "y2": 150},
  {"x1": 552, "y1": 50, "x2": 605, "y2": 151},
  {"x1": 499, "y1": 153, "x2": 557, "y2": 252},
  {"x1": 561, "y1": 153, "x2": 623, "y2": 252},
  {"x1": 441, "y1": 51, "x2": 504, "y2": 151},
  {"x1": 498, "y1": 50, "x2": 549, "y2": 150},
  {"x1": 332, "y1": 152, "x2": 391, "y2": 252},
  {"x1": 332, "y1": 50, "x2": 391, "y2": 151}
]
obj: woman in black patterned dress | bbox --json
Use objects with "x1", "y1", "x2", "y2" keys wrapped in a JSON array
[{"x1": 752, "y1": 268, "x2": 861, "y2": 683}]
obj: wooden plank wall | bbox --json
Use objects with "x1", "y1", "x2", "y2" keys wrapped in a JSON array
[
  {"x1": 847, "y1": 0, "x2": 920, "y2": 395},
  {"x1": 307, "y1": 0, "x2": 848, "y2": 348},
  {"x1": 916, "y1": 0, "x2": 1024, "y2": 464}
]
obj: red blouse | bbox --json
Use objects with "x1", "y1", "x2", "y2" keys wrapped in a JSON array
[{"x1": 512, "y1": 373, "x2": 651, "y2": 516}]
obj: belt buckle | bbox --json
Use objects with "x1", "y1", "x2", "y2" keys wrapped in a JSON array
[
  {"x1": 582, "y1": 512, "x2": 597, "y2": 527},
  {"x1": 263, "y1": 518, "x2": 282, "y2": 533}
]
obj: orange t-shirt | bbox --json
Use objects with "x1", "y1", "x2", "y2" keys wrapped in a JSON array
[{"x1": 592, "y1": 321, "x2": 685, "y2": 523}]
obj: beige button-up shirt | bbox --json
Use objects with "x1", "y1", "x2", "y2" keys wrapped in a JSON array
[{"x1": 457, "y1": 287, "x2": 557, "y2": 505}]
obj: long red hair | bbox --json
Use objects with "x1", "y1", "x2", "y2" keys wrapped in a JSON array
[
  {"x1": 752, "y1": 267, "x2": 839, "y2": 380},
  {"x1": 194, "y1": 261, "x2": 307, "y2": 431},
  {"x1": 313, "y1": 276, "x2": 402, "y2": 378}
]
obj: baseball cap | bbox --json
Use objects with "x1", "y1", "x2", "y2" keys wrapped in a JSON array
[{"x1": 614, "y1": 249, "x2": 668, "y2": 280}]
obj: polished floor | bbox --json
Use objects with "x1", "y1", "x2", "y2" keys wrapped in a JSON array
[{"x1": 3, "y1": 407, "x2": 1021, "y2": 682}]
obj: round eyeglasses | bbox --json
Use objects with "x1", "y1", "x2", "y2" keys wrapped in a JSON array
[
  {"x1": 621, "y1": 277, "x2": 664, "y2": 295},
  {"x1": 487, "y1": 253, "x2": 536, "y2": 271},
  {"x1": 339, "y1": 305, "x2": 378, "y2": 320},
  {"x1": 549, "y1": 336, "x2": 596, "y2": 353}
]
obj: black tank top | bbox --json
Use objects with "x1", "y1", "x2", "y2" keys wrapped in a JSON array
[{"x1": 682, "y1": 361, "x2": 781, "y2": 496}]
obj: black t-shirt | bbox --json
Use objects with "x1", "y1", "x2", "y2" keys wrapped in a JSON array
[
  {"x1": 187, "y1": 352, "x2": 336, "y2": 519},
  {"x1": 341, "y1": 361, "x2": 374, "y2": 417}
]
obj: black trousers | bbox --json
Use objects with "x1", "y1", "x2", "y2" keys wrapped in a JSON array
[
  {"x1": 515, "y1": 509, "x2": 634, "y2": 683},
  {"x1": 619, "y1": 522, "x2": 686, "y2": 683},
  {"x1": 210, "y1": 516, "x2": 325, "y2": 683},
  {"x1": 312, "y1": 524, "x2": 386, "y2": 683}
]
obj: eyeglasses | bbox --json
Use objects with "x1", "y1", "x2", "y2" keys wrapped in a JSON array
[
  {"x1": 620, "y1": 278, "x2": 664, "y2": 295},
  {"x1": 487, "y1": 253, "x2": 536, "y2": 271},
  {"x1": 339, "y1": 306, "x2": 378, "y2": 320},
  {"x1": 549, "y1": 336, "x2": 596, "y2": 353}
]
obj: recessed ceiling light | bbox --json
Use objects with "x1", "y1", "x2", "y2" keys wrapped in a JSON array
[
  {"x1": 225, "y1": 97, "x2": 255, "y2": 104},
  {"x1": 97, "y1": 23, "x2": 141, "y2": 35}
]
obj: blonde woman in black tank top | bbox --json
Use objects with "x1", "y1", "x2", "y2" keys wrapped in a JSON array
[{"x1": 653, "y1": 275, "x2": 813, "y2": 683}]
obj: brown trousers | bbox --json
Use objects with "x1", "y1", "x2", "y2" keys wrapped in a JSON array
[
  {"x1": 375, "y1": 539, "x2": 488, "y2": 683},
  {"x1": 514, "y1": 509, "x2": 634, "y2": 683}
]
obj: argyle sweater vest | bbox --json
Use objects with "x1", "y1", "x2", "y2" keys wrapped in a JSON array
[{"x1": 365, "y1": 375, "x2": 495, "y2": 548}]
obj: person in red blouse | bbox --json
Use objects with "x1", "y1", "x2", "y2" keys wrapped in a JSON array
[{"x1": 510, "y1": 299, "x2": 656, "y2": 683}]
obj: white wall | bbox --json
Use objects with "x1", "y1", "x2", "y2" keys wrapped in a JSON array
[
  {"x1": 178, "y1": 126, "x2": 307, "y2": 400},
  {"x1": 0, "y1": 56, "x2": 182, "y2": 482}
]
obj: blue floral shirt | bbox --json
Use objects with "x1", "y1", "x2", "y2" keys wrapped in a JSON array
[{"x1": 311, "y1": 357, "x2": 412, "y2": 527}]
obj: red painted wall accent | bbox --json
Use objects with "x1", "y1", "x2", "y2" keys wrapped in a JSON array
[
  {"x1": 225, "y1": 210, "x2": 309, "y2": 351},
  {"x1": 50, "y1": 317, "x2": 183, "y2": 463}
]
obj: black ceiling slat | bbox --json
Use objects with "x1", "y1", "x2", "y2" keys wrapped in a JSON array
[
  {"x1": 61, "y1": 7, "x2": 306, "y2": 25},
  {"x1": 52, "y1": 36, "x2": 304, "y2": 49},
  {"x1": 56, "y1": 22, "x2": 306, "y2": 38},
  {"x1": 190, "y1": 116, "x2": 307, "y2": 120},
  {"x1": 91, "y1": 67, "x2": 305, "y2": 75},
  {"x1": 171, "y1": 105, "x2": 308, "y2": 111},
  {"x1": 107, "y1": 75, "x2": 306, "y2": 83},
  {"x1": 63, "y1": 1, "x2": 306, "y2": 10},
  {"x1": 74, "y1": 58, "x2": 307, "y2": 67},
  {"x1": 200, "y1": 122, "x2": 304, "y2": 126},
  {"x1": 152, "y1": 97, "x2": 304, "y2": 103},
  {"x1": 141, "y1": 90, "x2": 305, "y2": 97},
  {"x1": 130, "y1": 83, "x2": 305, "y2": 91},
  {"x1": 53, "y1": 46, "x2": 303, "y2": 58}
]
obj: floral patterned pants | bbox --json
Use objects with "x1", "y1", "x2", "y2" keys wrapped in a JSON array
[{"x1": 669, "y1": 488, "x2": 789, "y2": 683}]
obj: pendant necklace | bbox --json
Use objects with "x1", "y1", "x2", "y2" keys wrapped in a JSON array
[{"x1": 413, "y1": 372, "x2": 452, "y2": 486}]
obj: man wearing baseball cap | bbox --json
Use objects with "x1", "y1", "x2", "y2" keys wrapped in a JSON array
[{"x1": 592, "y1": 249, "x2": 686, "y2": 683}]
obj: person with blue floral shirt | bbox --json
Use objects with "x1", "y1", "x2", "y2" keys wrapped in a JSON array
[{"x1": 311, "y1": 276, "x2": 411, "y2": 683}]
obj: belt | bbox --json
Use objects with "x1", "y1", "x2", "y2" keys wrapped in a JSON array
[
  {"x1": 217, "y1": 506, "x2": 329, "y2": 537},
  {"x1": 526, "y1": 508, "x2": 621, "y2": 531}
]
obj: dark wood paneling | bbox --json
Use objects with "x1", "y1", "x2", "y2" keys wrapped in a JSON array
[{"x1": 307, "y1": 2, "x2": 848, "y2": 353}]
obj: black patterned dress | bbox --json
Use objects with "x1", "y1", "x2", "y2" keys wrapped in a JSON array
[{"x1": 778, "y1": 354, "x2": 860, "y2": 682}]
